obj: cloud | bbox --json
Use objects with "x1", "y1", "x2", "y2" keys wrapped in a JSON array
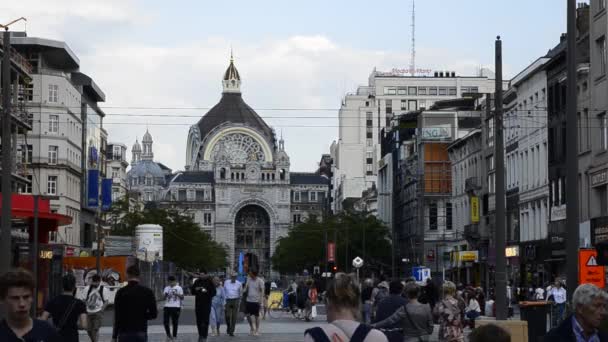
[{"x1": 4, "y1": 2, "x2": 496, "y2": 172}]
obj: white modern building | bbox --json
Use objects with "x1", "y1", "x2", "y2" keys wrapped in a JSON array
[
  {"x1": 333, "y1": 68, "x2": 498, "y2": 213},
  {"x1": 11, "y1": 33, "x2": 106, "y2": 247}
]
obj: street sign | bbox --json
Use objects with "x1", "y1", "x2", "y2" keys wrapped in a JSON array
[
  {"x1": 579, "y1": 249, "x2": 605, "y2": 288},
  {"x1": 352, "y1": 257, "x2": 364, "y2": 269},
  {"x1": 327, "y1": 242, "x2": 336, "y2": 263},
  {"x1": 412, "y1": 266, "x2": 431, "y2": 283}
]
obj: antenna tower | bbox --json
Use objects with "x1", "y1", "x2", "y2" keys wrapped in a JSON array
[{"x1": 409, "y1": 0, "x2": 416, "y2": 76}]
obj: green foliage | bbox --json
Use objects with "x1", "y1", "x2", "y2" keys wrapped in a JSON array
[
  {"x1": 271, "y1": 212, "x2": 392, "y2": 276},
  {"x1": 107, "y1": 198, "x2": 228, "y2": 271}
]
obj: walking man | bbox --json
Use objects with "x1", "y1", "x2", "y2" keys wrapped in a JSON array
[
  {"x1": 549, "y1": 280, "x2": 567, "y2": 327},
  {"x1": 112, "y1": 265, "x2": 158, "y2": 342},
  {"x1": 40, "y1": 274, "x2": 88, "y2": 342},
  {"x1": 81, "y1": 274, "x2": 109, "y2": 342},
  {"x1": 0, "y1": 269, "x2": 60, "y2": 341},
  {"x1": 244, "y1": 270, "x2": 265, "y2": 336},
  {"x1": 192, "y1": 269, "x2": 216, "y2": 342},
  {"x1": 223, "y1": 271, "x2": 242, "y2": 337},
  {"x1": 163, "y1": 275, "x2": 184, "y2": 341}
]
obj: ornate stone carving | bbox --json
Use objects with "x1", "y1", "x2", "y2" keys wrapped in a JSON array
[{"x1": 211, "y1": 133, "x2": 265, "y2": 164}]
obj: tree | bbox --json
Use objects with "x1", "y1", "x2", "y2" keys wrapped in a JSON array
[
  {"x1": 107, "y1": 199, "x2": 228, "y2": 271},
  {"x1": 271, "y1": 212, "x2": 392, "y2": 276}
]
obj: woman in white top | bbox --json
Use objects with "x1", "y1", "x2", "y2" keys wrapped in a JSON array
[
  {"x1": 304, "y1": 273, "x2": 387, "y2": 342},
  {"x1": 464, "y1": 290, "x2": 481, "y2": 329}
]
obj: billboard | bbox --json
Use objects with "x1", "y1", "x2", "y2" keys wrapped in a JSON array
[{"x1": 87, "y1": 169, "x2": 99, "y2": 208}]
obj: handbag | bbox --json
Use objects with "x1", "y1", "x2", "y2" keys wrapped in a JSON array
[
  {"x1": 54, "y1": 298, "x2": 78, "y2": 332},
  {"x1": 403, "y1": 303, "x2": 426, "y2": 342},
  {"x1": 311, "y1": 305, "x2": 317, "y2": 318}
]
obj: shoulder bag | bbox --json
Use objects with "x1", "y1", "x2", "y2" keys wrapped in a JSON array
[{"x1": 55, "y1": 298, "x2": 78, "y2": 332}]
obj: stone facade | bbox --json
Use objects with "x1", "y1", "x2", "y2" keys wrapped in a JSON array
[{"x1": 128, "y1": 57, "x2": 329, "y2": 276}]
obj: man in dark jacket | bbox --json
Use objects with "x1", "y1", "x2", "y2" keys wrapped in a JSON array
[
  {"x1": 191, "y1": 270, "x2": 216, "y2": 342},
  {"x1": 112, "y1": 265, "x2": 157, "y2": 342},
  {"x1": 373, "y1": 280, "x2": 407, "y2": 342},
  {"x1": 544, "y1": 283, "x2": 608, "y2": 342}
]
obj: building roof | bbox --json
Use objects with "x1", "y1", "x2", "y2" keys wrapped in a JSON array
[
  {"x1": 71, "y1": 72, "x2": 106, "y2": 102},
  {"x1": 142, "y1": 129, "x2": 153, "y2": 143},
  {"x1": 290, "y1": 172, "x2": 330, "y2": 185},
  {"x1": 171, "y1": 171, "x2": 214, "y2": 183},
  {"x1": 9, "y1": 32, "x2": 80, "y2": 70},
  {"x1": 127, "y1": 160, "x2": 165, "y2": 179},
  {"x1": 223, "y1": 56, "x2": 241, "y2": 81},
  {"x1": 196, "y1": 92, "x2": 275, "y2": 144}
]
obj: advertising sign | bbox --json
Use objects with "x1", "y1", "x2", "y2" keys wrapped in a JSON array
[
  {"x1": 458, "y1": 251, "x2": 479, "y2": 262},
  {"x1": 579, "y1": 249, "x2": 606, "y2": 288},
  {"x1": 412, "y1": 266, "x2": 431, "y2": 283},
  {"x1": 327, "y1": 242, "x2": 336, "y2": 263},
  {"x1": 421, "y1": 125, "x2": 452, "y2": 140},
  {"x1": 101, "y1": 178, "x2": 113, "y2": 212},
  {"x1": 470, "y1": 196, "x2": 480, "y2": 223},
  {"x1": 87, "y1": 169, "x2": 99, "y2": 208},
  {"x1": 591, "y1": 169, "x2": 608, "y2": 187}
]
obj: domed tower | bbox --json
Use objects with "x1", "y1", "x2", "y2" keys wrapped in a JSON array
[
  {"x1": 131, "y1": 139, "x2": 142, "y2": 165},
  {"x1": 141, "y1": 129, "x2": 154, "y2": 161},
  {"x1": 222, "y1": 52, "x2": 241, "y2": 93}
]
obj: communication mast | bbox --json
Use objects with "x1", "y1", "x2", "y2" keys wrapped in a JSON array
[{"x1": 409, "y1": 0, "x2": 416, "y2": 76}]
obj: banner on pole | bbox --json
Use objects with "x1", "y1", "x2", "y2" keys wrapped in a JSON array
[
  {"x1": 327, "y1": 242, "x2": 336, "y2": 263},
  {"x1": 101, "y1": 178, "x2": 113, "y2": 211},
  {"x1": 87, "y1": 169, "x2": 99, "y2": 208}
]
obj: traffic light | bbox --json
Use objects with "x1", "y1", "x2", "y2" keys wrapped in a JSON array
[{"x1": 332, "y1": 265, "x2": 338, "y2": 272}]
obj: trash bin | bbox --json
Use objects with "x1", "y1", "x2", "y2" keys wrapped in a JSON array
[{"x1": 519, "y1": 301, "x2": 550, "y2": 342}]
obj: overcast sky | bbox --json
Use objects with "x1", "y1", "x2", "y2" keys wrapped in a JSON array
[{"x1": 3, "y1": 0, "x2": 574, "y2": 172}]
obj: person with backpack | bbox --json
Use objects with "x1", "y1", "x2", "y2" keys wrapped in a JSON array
[
  {"x1": 371, "y1": 279, "x2": 389, "y2": 320},
  {"x1": 163, "y1": 275, "x2": 184, "y2": 341},
  {"x1": 305, "y1": 280, "x2": 319, "y2": 322},
  {"x1": 40, "y1": 274, "x2": 88, "y2": 342},
  {"x1": 304, "y1": 273, "x2": 387, "y2": 342}
]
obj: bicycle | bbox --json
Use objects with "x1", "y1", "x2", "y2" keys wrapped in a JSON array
[{"x1": 267, "y1": 299, "x2": 298, "y2": 319}]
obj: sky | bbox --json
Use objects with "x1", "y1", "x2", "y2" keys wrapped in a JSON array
[{"x1": 2, "y1": 0, "x2": 574, "y2": 172}]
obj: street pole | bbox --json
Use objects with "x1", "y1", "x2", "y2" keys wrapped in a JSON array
[
  {"x1": 96, "y1": 208, "x2": 101, "y2": 273},
  {"x1": 565, "y1": 0, "x2": 579, "y2": 299},
  {"x1": 30, "y1": 194, "x2": 39, "y2": 317},
  {"x1": 1, "y1": 29, "x2": 13, "y2": 275},
  {"x1": 494, "y1": 36, "x2": 507, "y2": 321}
]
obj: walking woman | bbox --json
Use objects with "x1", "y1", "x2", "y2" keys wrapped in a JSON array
[
  {"x1": 372, "y1": 282, "x2": 434, "y2": 342},
  {"x1": 210, "y1": 276, "x2": 226, "y2": 337},
  {"x1": 304, "y1": 273, "x2": 388, "y2": 342},
  {"x1": 433, "y1": 281, "x2": 465, "y2": 342}
]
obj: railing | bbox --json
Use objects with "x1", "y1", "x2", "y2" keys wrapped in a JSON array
[{"x1": 0, "y1": 42, "x2": 33, "y2": 74}]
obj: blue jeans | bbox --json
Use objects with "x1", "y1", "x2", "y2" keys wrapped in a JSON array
[
  {"x1": 362, "y1": 303, "x2": 372, "y2": 324},
  {"x1": 118, "y1": 331, "x2": 147, "y2": 342}
]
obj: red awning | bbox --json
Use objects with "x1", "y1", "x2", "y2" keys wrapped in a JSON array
[{"x1": 0, "y1": 194, "x2": 73, "y2": 243}]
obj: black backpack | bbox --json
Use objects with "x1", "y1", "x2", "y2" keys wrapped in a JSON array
[
  {"x1": 86, "y1": 285, "x2": 105, "y2": 303},
  {"x1": 305, "y1": 324, "x2": 372, "y2": 342}
]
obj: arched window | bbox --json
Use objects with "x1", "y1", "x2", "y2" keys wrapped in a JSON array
[
  {"x1": 231, "y1": 172, "x2": 235, "y2": 180},
  {"x1": 279, "y1": 169, "x2": 286, "y2": 181},
  {"x1": 262, "y1": 174, "x2": 266, "y2": 181},
  {"x1": 220, "y1": 167, "x2": 226, "y2": 179}
]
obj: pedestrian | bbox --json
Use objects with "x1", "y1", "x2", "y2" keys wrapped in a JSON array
[
  {"x1": 373, "y1": 280, "x2": 407, "y2": 342},
  {"x1": 297, "y1": 280, "x2": 309, "y2": 319},
  {"x1": 40, "y1": 274, "x2": 87, "y2": 342},
  {"x1": 534, "y1": 283, "x2": 545, "y2": 301},
  {"x1": 305, "y1": 279, "x2": 319, "y2": 322},
  {"x1": 433, "y1": 281, "x2": 465, "y2": 342},
  {"x1": 469, "y1": 324, "x2": 511, "y2": 342},
  {"x1": 361, "y1": 278, "x2": 374, "y2": 324},
  {"x1": 464, "y1": 290, "x2": 481, "y2": 329},
  {"x1": 191, "y1": 269, "x2": 216, "y2": 342},
  {"x1": 223, "y1": 271, "x2": 242, "y2": 337},
  {"x1": 548, "y1": 280, "x2": 567, "y2": 327},
  {"x1": 423, "y1": 278, "x2": 439, "y2": 311},
  {"x1": 244, "y1": 270, "x2": 265, "y2": 336},
  {"x1": 371, "y1": 278, "x2": 389, "y2": 320},
  {"x1": 372, "y1": 282, "x2": 434, "y2": 342},
  {"x1": 210, "y1": 276, "x2": 225, "y2": 337},
  {"x1": 112, "y1": 264, "x2": 158, "y2": 342},
  {"x1": 288, "y1": 280, "x2": 298, "y2": 315},
  {"x1": 304, "y1": 272, "x2": 388, "y2": 342},
  {"x1": 475, "y1": 287, "x2": 485, "y2": 316},
  {"x1": 80, "y1": 274, "x2": 109, "y2": 342},
  {"x1": 544, "y1": 283, "x2": 608, "y2": 342},
  {"x1": 0, "y1": 269, "x2": 60, "y2": 341},
  {"x1": 263, "y1": 278, "x2": 271, "y2": 320},
  {"x1": 163, "y1": 275, "x2": 184, "y2": 341},
  {"x1": 506, "y1": 281, "x2": 514, "y2": 318}
]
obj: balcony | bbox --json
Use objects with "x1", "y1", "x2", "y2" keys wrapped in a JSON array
[{"x1": 465, "y1": 177, "x2": 481, "y2": 193}]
